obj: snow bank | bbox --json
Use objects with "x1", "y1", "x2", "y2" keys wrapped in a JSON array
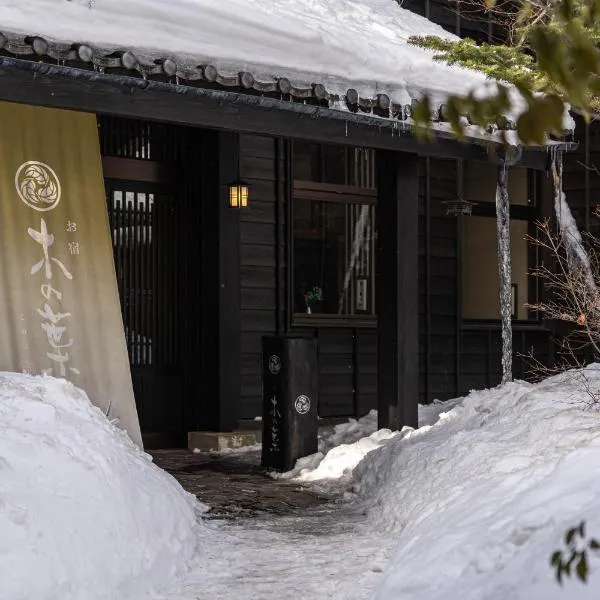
[
  {"x1": 301, "y1": 429, "x2": 400, "y2": 482},
  {"x1": 272, "y1": 403, "x2": 466, "y2": 483},
  {"x1": 418, "y1": 396, "x2": 463, "y2": 427},
  {"x1": 0, "y1": 373, "x2": 202, "y2": 600},
  {"x1": 351, "y1": 368, "x2": 600, "y2": 599},
  {"x1": 272, "y1": 410, "x2": 406, "y2": 482},
  {"x1": 319, "y1": 410, "x2": 380, "y2": 453}
]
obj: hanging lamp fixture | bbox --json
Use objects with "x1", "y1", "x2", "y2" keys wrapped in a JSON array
[
  {"x1": 228, "y1": 142, "x2": 250, "y2": 209},
  {"x1": 228, "y1": 179, "x2": 250, "y2": 209}
]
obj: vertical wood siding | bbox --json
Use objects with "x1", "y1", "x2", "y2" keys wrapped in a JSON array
[
  {"x1": 420, "y1": 158, "x2": 460, "y2": 403},
  {"x1": 238, "y1": 135, "x2": 553, "y2": 420},
  {"x1": 239, "y1": 135, "x2": 279, "y2": 419},
  {"x1": 238, "y1": 134, "x2": 377, "y2": 419},
  {"x1": 563, "y1": 115, "x2": 600, "y2": 236}
]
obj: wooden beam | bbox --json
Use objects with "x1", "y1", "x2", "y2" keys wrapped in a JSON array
[
  {"x1": 293, "y1": 180, "x2": 377, "y2": 204},
  {"x1": 0, "y1": 58, "x2": 553, "y2": 170},
  {"x1": 217, "y1": 132, "x2": 242, "y2": 431},
  {"x1": 424, "y1": 156, "x2": 432, "y2": 404},
  {"x1": 274, "y1": 138, "x2": 288, "y2": 336},
  {"x1": 197, "y1": 131, "x2": 221, "y2": 430},
  {"x1": 376, "y1": 151, "x2": 419, "y2": 430},
  {"x1": 101, "y1": 157, "x2": 173, "y2": 183}
]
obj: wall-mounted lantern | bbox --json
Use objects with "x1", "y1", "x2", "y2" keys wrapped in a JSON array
[
  {"x1": 229, "y1": 179, "x2": 249, "y2": 209},
  {"x1": 443, "y1": 198, "x2": 476, "y2": 217}
]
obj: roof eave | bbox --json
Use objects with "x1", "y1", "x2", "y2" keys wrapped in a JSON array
[{"x1": 0, "y1": 55, "x2": 573, "y2": 170}]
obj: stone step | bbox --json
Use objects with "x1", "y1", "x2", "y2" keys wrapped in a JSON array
[
  {"x1": 189, "y1": 415, "x2": 351, "y2": 452},
  {"x1": 188, "y1": 431, "x2": 260, "y2": 452}
]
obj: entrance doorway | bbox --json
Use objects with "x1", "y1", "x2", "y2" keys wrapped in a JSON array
[
  {"x1": 99, "y1": 116, "x2": 189, "y2": 447},
  {"x1": 105, "y1": 180, "x2": 183, "y2": 443}
]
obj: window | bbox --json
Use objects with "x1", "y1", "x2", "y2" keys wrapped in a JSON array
[
  {"x1": 463, "y1": 217, "x2": 530, "y2": 320},
  {"x1": 462, "y1": 162, "x2": 537, "y2": 321},
  {"x1": 292, "y1": 143, "x2": 376, "y2": 322}
]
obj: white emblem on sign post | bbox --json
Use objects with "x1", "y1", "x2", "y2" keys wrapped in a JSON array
[
  {"x1": 295, "y1": 395, "x2": 311, "y2": 415},
  {"x1": 15, "y1": 161, "x2": 61, "y2": 212},
  {"x1": 268, "y1": 354, "x2": 281, "y2": 375}
]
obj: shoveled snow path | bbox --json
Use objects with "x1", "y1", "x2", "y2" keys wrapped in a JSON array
[
  {"x1": 165, "y1": 371, "x2": 600, "y2": 599},
  {"x1": 160, "y1": 402, "x2": 469, "y2": 599},
  {"x1": 164, "y1": 505, "x2": 395, "y2": 600}
]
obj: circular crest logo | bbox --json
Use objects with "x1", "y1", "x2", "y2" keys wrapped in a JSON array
[
  {"x1": 294, "y1": 394, "x2": 311, "y2": 415},
  {"x1": 268, "y1": 354, "x2": 281, "y2": 375},
  {"x1": 15, "y1": 161, "x2": 61, "y2": 212}
]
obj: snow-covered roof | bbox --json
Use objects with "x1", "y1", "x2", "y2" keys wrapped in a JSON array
[
  {"x1": 0, "y1": 1, "x2": 516, "y2": 116},
  {"x1": 0, "y1": 0, "x2": 575, "y2": 136}
]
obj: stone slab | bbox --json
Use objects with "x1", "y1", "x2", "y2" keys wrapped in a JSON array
[{"x1": 188, "y1": 431, "x2": 259, "y2": 452}]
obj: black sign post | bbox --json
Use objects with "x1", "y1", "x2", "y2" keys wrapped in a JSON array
[{"x1": 261, "y1": 336, "x2": 318, "y2": 471}]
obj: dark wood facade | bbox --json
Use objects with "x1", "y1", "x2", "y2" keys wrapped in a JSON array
[
  {"x1": 563, "y1": 115, "x2": 600, "y2": 236},
  {"x1": 234, "y1": 136, "x2": 556, "y2": 421},
  {"x1": 237, "y1": 135, "x2": 379, "y2": 420},
  {"x1": 419, "y1": 158, "x2": 556, "y2": 402},
  {"x1": 0, "y1": 0, "x2": 571, "y2": 444},
  {"x1": 89, "y1": 114, "x2": 562, "y2": 434}
]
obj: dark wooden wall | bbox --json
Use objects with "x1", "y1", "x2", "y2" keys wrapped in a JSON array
[
  {"x1": 419, "y1": 157, "x2": 553, "y2": 403},
  {"x1": 563, "y1": 115, "x2": 600, "y2": 235},
  {"x1": 316, "y1": 328, "x2": 377, "y2": 418},
  {"x1": 419, "y1": 157, "x2": 459, "y2": 403},
  {"x1": 400, "y1": 0, "x2": 497, "y2": 42},
  {"x1": 237, "y1": 134, "x2": 377, "y2": 419},
  {"x1": 554, "y1": 116, "x2": 599, "y2": 366},
  {"x1": 239, "y1": 134, "x2": 280, "y2": 419},
  {"x1": 236, "y1": 135, "x2": 553, "y2": 420}
]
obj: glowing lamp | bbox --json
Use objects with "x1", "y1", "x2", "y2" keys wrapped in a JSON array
[{"x1": 229, "y1": 179, "x2": 249, "y2": 209}]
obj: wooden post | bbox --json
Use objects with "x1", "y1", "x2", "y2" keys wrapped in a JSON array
[
  {"x1": 217, "y1": 132, "x2": 242, "y2": 431},
  {"x1": 376, "y1": 151, "x2": 419, "y2": 430}
]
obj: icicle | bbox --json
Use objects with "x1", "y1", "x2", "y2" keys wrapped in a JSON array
[
  {"x1": 552, "y1": 153, "x2": 597, "y2": 294},
  {"x1": 496, "y1": 163, "x2": 513, "y2": 384}
]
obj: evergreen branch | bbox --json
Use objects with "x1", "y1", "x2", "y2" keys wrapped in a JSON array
[
  {"x1": 409, "y1": 35, "x2": 539, "y2": 88},
  {"x1": 408, "y1": 0, "x2": 600, "y2": 143}
]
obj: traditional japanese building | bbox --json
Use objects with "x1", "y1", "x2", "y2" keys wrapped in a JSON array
[{"x1": 0, "y1": 0, "x2": 575, "y2": 448}]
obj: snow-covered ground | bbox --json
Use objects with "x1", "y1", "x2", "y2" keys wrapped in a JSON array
[
  {"x1": 174, "y1": 368, "x2": 600, "y2": 599},
  {"x1": 362, "y1": 370, "x2": 600, "y2": 600},
  {"x1": 5, "y1": 367, "x2": 600, "y2": 599},
  {"x1": 0, "y1": 373, "x2": 202, "y2": 600}
]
